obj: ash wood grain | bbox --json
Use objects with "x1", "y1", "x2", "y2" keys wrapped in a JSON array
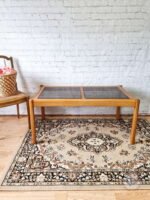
[
  {"x1": 41, "y1": 107, "x2": 45, "y2": 120},
  {"x1": 33, "y1": 99, "x2": 136, "y2": 107},
  {"x1": 130, "y1": 99, "x2": 140, "y2": 144},
  {"x1": 80, "y1": 87, "x2": 85, "y2": 99},
  {"x1": 29, "y1": 99, "x2": 36, "y2": 144},
  {"x1": 29, "y1": 85, "x2": 140, "y2": 145},
  {"x1": 116, "y1": 106, "x2": 121, "y2": 120}
]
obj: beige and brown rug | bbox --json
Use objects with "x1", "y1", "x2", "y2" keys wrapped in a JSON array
[{"x1": 0, "y1": 118, "x2": 150, "y2": 190}]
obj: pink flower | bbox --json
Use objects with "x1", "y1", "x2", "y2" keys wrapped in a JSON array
[
  {"x1": 0, "y1": 69, "x2": 3, "y2": 75},
  {"x1": 3, "y1": 67, "x2": 12, "y2": 74},
  {"x1": 0, "y1": 67, "x2": 13, "y2": 76}
]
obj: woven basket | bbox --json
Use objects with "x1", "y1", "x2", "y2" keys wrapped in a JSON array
[{"x1": 0, "y1": 70, "x2": 17, "y2": 97}]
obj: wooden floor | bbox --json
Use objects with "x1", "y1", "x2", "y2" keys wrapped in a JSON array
[{"x1": 0, "y1": 115, "x2": 150, "y2": 200}]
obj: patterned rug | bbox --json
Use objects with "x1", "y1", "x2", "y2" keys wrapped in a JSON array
[{"x1": 1, "y1": 118, "x2": 150, "y2": 190}]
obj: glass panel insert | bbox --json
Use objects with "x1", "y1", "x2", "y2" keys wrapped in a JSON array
[
  {"x1": 38, "y1": 87, "x2": 81, "y2": 99},
  {"x1": 83, "y1": 87, "x2": 129, "y2": 99}
]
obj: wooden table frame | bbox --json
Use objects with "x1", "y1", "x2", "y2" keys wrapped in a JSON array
[{"x1": 29, "y1": 85, "x2": 140, "y2": 145}]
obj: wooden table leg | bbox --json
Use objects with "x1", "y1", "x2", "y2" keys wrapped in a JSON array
[
  {"x1": 29, "y1": 99, "x2": 36, "y2": 144},
  {"x1": 116, "y1": 106, "x2": 121, "y2": 120},
  {"x1": 41, "y1": 107, "x2": 45, "y2": 120},
  {"x1": 130, "y1": 100, "x2": 140, "y2": 144},
  {"x1": 26, "y1": 97, "x2": 31, "y2": 129}
]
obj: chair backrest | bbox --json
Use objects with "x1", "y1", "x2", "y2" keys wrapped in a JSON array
[{"x1": 0, "y1": 55, "x2": 14, "y2": 69}]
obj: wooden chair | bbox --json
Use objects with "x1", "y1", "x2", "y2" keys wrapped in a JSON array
[{"x1": 0, "y1": 55, "x2": 30, "y2": 128}]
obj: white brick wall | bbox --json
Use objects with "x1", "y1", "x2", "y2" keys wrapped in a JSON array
[{"x1": 0, "y1": 0, "x2": 150, "y2": 115}]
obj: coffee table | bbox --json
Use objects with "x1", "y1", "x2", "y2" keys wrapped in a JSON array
[{"x1": 29, "y1": 85, "x2": 140, "y2": 145}]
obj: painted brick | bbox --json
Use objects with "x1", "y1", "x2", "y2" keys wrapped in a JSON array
[{"x1": 0, "y1": 0, "x2": 150, "y2": 115}]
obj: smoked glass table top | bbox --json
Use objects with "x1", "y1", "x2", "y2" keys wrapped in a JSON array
[
  {"x1": 38, "y1": 86, "x2": 129, "y2": 99},
  {"x1": 83, "y1": 87, "x2": 129, "y2": 99},
  {"x1": 38, "y1": 87, "x2": 81, "y2": 99}
]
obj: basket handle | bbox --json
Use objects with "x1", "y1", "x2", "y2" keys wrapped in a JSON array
[
  {"x1": 4, "y1": 59, "x2": 6, "y2": 67},
  {"x1": 0, "y1": 55, "x2": 14, "y2": 69}
]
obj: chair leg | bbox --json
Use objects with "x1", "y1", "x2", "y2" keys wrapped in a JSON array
[
  {"x1": 26, "y1": 97, "x2": 31, "y2": 129},
  {"x1": 16, "y1": 104, "x2": 20, "y2": 118}
]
